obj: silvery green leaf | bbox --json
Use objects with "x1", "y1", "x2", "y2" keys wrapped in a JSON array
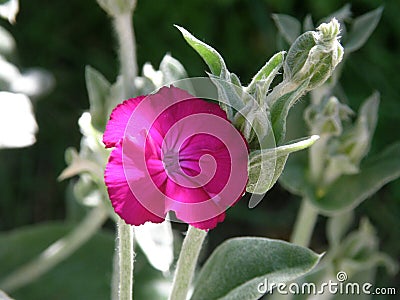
[
  {"x1": 321, "y1": 3, "x2": 352, "y2": 24},
  {"x1": 175, "y1": 25, "x2": 227, "y2": 76},
  {"x1": 190, "y1": 237, "x2": 321, "y2": 300},
  {"x1": 229, "y1": 72, "x2": 241, "y2": 87},
  {"x1": 134, "y1": 221, "x2": 173, "y2": 272},
  {"x1": 345, "y1": 6, "x2": 383, "y2": 53},
  {"x1": 312, "y1": 142, "x2": 400, "y2": 214},
  {"x1": 159, "y1": 53, "x2": 188, "y2": 84},
  {"x1": 333, "y1": 218, "x2": 398, "y2": 276},
  {"x1": 338, "y1": 92, "x2": 379, "y2": 165},
  {"x1": 324, "y1": 154, "x2": 359, "y2": 186},
  {"x1": 272, "y1": 14, "x2": 301, "y2": 44},
  {"x1": 270, "y1": 80, "x2": 309, "y2": 144},
  {"x1": 108, "y1": 75, "x2": 125, "y2": 113},
  {"x1": 58, "y1": 147, "x2": 103, "y2": 181},
  {"x1": 72, "y1": 174, "x2": 103, "y2": 207},
  {"x1": 246, "y1": 51, "x2": 284, "y2": 96},
  {"x1": 85, "y1": 66, "x2": 111, "y2": 131},
  {"x1": 0, "y1": 0, "x2": 18, "y2": 24},
  {"x1": 303, "y1": 14, "x2": 314, "y2": 32},
  {"x1": 247, "y1": 135, "x2": 318, "y2": 196},
  {"x1": 210, "y1": 74, "x2": 245, "y2": 121},
  {"x1": 134, "y1": 75, "x2": 156, "y2": 96},
  {"x1": 284, "y1": 31, "x2": 316, "y2": 80},
  {"x1": 304, "y1": 96, "x2": 352, "y2": 136}
]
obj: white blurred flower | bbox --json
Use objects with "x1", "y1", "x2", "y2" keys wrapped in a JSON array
[
  {"x1": 0, "y1": 0, "x2": 19, "y2": 24},
  {"x1": 10, "y1": 68, "x2": 55, "y2": 98},
  {"x1": 0, "y1": 91, "x2": 38, "y2": 148}
]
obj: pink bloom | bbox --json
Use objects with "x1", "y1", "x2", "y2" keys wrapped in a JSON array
[{"x1": 104, "y1": 86, "x2": 248, "y2": 230}]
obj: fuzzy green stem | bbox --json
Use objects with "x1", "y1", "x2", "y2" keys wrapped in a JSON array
[
  {"x1": 111, "y1": 4, "x2": 138, "y2": 300},
  {"x1": 290, "y1": 198, "x2": 319, "y2": 247},
  {"x1": 116, "y1": 219, "x2": 134, "y2": 300},
  {"x1": 169, "y1": 226, "x2": 207, "y2": 300},
  {"x1": 269, "y1": 199, "x2": 318, "y2": 300},
  {"x1": 0, "y1": 205, "x2": 108, "y2": 292},
  {"x1": 309, "y1": 135, "x2": 328, "y2": 184},
  {"x1": 113, "y1": 12, "x2": 137, "y2": 98}
]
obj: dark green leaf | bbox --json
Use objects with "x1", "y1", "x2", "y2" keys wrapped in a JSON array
[{"x1": 190, "y1": 237, "x2": 321, "y2": 300}]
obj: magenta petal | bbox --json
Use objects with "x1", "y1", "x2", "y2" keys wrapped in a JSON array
[
  {"x1": 191, "y1": 213, "x2": 225, "y2": 231},
  {"x1": 104, "y1": 141, "x2": 164, "y2": 225},
  {"x1": 164, "y1": 180, "x2": 226, "y2": 230},
  {"x1": 103, "y1": 96, "x2": 145, "y2": 148},
  {"x1": 103, "y1": 86, "x2": 249, "y2": 230}
]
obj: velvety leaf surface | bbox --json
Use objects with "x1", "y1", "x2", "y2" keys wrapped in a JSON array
[
  {"x1": 345, "y1": 6, "x2": 383, "y2": 53},
  {"x1": 313, "y1": 142, "x2": 400, "y2": 214},
  {"x1": 190, "y1": 237, "x2": 321, "y2": 300}
]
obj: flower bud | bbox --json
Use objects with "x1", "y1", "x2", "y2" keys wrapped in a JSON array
[
  {"x1": 284, "y1": 18, "x2": 344, "y2": 90},
  {"x1": 304, "y1": 96, "x2": 353, "y2": 136}
]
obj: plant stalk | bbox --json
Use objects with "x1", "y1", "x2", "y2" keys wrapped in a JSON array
[
  {"x1": 111, "y1": 4, "x2": 138, "y2": 300},
  {"x1": 116, "y1": 219, "x2": 134, "y2": 300},
  {"x1": 169, "y1": 226, "x2": 207, "y2": 300},
  {"x1": 290, "y1": 197, "x2": 319, "y2": 247},
  {"x1": 113, "y1": 12, "x2": 137, "y2": 98}
]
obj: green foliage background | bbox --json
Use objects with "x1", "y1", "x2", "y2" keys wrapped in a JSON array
[{"x1": 0, "y1": 0, "x2": 399, "y2": 296}]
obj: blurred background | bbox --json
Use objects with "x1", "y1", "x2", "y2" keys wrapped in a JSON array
[{"x1": 0, "y1": 0, "x2": 399, "y2": 297}]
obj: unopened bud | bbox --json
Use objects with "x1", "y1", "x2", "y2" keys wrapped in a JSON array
[{"x1": 284, "y1": 18, "x2": 344, "y2": 90}]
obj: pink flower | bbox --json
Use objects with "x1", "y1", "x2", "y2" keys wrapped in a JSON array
[{"x1": 104, "y1": 86, "x2": 248, "y2": 230}]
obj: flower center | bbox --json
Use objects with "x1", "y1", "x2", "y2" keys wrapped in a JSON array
[{"x1": 162, "y1": 150, "x2": 180, "y2": 175}]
